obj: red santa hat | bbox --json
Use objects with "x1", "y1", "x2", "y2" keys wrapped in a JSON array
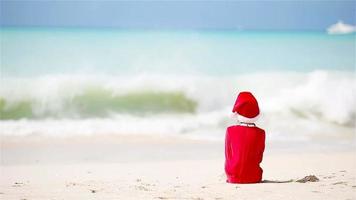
[{"x1": 232, "y1": 91, "x2": 260, "y2": 123}]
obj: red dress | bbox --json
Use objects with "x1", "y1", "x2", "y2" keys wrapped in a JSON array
[{"x1": 225, "y1": 124, "x2": 265, "y2": 184}]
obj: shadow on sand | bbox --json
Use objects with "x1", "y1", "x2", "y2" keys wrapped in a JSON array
[
  {"x1": 262, "y1": 175, "x2": 320, "y2": 184},
  {"x1": 262, "y1": 179, "x2": 294, "y2": 183}
]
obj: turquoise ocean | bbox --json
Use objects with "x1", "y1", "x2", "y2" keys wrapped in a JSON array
[{"x1": 1, "y1": 28, "x2": 355, "y2": 143}]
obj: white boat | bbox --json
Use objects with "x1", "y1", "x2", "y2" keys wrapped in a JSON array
[{"x1": 327, "y1": 21, "x2": 356, "y2": 34}]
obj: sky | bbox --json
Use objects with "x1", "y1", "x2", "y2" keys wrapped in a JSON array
[{"x1": 0, "y1": 1, "x2": 355, "y2": 30}]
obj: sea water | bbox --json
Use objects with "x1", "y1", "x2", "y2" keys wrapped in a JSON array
[{"x1": 0, "y1": 28, "x2": 355, "y2": 143}]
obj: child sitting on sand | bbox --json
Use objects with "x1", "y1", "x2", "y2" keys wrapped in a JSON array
[{"x1": 225, "y1": 91, "x2": 265, "y2": 184}]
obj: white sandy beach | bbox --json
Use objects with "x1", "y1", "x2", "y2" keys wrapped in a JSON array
[{"x1": 1, "y1": 135, "x2": 355, "y2": 200}]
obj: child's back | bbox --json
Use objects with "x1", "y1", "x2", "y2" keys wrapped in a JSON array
[
  {"x1": 225, "y1": 91, "x2": 265, "y2": 184},
  {"x1": 225, "y1": 125, "x2": 265, "y2": 183}
]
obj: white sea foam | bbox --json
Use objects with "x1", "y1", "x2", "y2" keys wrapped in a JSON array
[{"x1": 0, "y1": 70, "x2": 355, "y2": 142}]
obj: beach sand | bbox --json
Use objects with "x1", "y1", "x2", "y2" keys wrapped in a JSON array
[{"x1": 1, "y1": 135, "x2": 355, "y2": 200}]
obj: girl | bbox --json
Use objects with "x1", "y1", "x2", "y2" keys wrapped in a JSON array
[{"x1": 225, "y1": 91, "x2": 265, "y2": 184}]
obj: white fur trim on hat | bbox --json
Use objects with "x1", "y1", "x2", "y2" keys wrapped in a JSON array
[{"x1": 236, "y1": 113, "x2": 259, "y2": 123}]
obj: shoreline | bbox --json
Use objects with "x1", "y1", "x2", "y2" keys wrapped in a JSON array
[{"x1": 1, "y1": 134, "x2": 354, "y2": 165}]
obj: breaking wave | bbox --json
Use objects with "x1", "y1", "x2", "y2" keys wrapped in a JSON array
[
  {"x1": 0, "y1": 90, "x2": 196, "y2": 119},
  {"x1": 0, "y1": 70, "x2": 355, "y2": 141}
]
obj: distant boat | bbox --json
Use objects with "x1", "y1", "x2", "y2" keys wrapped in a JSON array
[{"x1": 327, "y1": 21, "x2": 356, "y2": 34}]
